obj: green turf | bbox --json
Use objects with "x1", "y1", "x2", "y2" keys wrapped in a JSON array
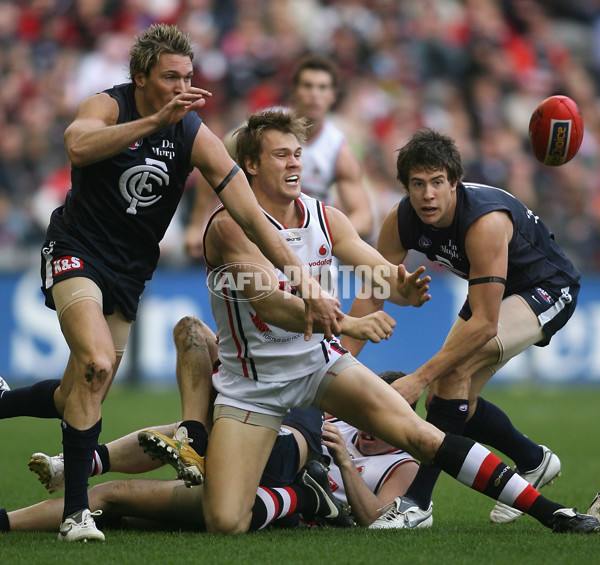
[{"x1": 1, "y1": 385, "x2": 599, "y2": 564}]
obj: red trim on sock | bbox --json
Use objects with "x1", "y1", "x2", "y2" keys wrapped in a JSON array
[
  {"x1": 472, "y1": 452, "x2": 501, "y2": 491},
  {"x1": 283, "y1": 486, "x2": 298, "y2": 512},
  {"x1": 513, "y1": 484, "x2": 539, "y2": 512}
]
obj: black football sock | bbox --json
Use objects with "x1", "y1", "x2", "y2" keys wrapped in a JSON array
[
  {"x1": 433, "y1": 434, "x2": 562, "y2": 527},
  {"x1": 177, "y1": 420, "x2": 208, "y2": 456},
  {"x1": 249, "y1": 485, "x2": 311, "y2": 530},
  {"x1": 0, "y1": 379, "x2": 61, "y2": 419},
  {"x1": 464, "y1": 396, "x2": 543, "y2": 472},
  {"x1": 433, "y1": 434, "x2": 564, "y2": 527},
  {"x1": 0, "y1": 508, "x2": 9, "y2": 532},
  {"x1": 62, "y1": 418, "x2": 102, "y2": 520},
  {"x1": 404, "y1": 396, "x2": 469, "y2": 510}
]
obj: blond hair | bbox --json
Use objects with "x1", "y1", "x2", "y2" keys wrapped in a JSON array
[{"x1": 129, "y1": 23, "x2": 193, "y2": 80}]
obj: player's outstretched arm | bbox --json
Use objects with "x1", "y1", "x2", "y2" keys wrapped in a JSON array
[
  {"x1": 65, "y1": 88, "x2": 211, "y2": 167},
  {"x1": 327, "y1": 207, "x2": 430, "y2": 307},
  {"x1": 206, "y1": 213, "x2": 387, "y2": 342},
  {"x1": 392, "y1": 212, "x2": 510, "y2": 405}
]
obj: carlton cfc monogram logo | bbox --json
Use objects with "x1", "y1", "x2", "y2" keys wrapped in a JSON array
[{"x1": 119, "y1": 158, "x2": 169, "y2": 215}]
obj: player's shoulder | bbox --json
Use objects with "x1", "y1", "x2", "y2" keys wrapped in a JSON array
[
  {"x1": 206, "y1": 205, "x2": 233, "y2": 231},
  {"x1": 322, "y1": 119, "x2": 347, "y2": 147},
  {"x1": 323, "y1": 118, "x2": 345, "y2": 135}
]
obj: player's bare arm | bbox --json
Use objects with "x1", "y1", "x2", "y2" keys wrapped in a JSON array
[
  {"x1": 321, "y1": 421, "x2": 385, "y2": 526},
  {"x1": 327, "y1": 207, "x2": 430, "y2": 307},
  {"x1": 184, "y1": 175, "x2": 220, "y2": 259},
  {"x1": 206, "y1": 213, "x2": 392, "y2": 342},
  {"x1": 393, "y1": 211, "x2": 512, "y2": 404},
  {"x1": 375, "y1": 203, "x2": 409, "y2": 265},
  {"x1": 322, "y1": 420, "x2": 418, "y2": 526},
  {"x1": 64, "y1": 87, "x2": 211, "y2": 167},
  {"x1": 185, "y1": 127, "x2": 237, "y2": 259},
  {"x1": 334, "y1": 141, "x2": 373, "y2": 237}
]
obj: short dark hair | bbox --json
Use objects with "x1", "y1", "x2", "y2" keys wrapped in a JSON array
[
  {"x1": 292, "y1": 54, "x2": 338, "y2": 89},
  {"x1": 234, "y1": 109, "x2": 309, "y2": 181},
  {"x1": 378, "y1": 371, "x2": 417, "y2": 411},
  {"x1": 129, "y1": 24, "x2": 193, "y2": 80},
  {"x1": 396, "y1": 128, "x2": 463, "y2": 191}
]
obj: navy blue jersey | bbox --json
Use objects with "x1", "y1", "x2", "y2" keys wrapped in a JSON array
[
  {"x1": 46, "y1": 83, "x2": 202, "y2": 280},
  {"x1": 396, "y1": 181, "x2": 580, "y2": 296}
]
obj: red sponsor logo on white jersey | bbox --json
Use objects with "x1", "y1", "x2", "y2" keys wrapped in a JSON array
[
  {"x1": 52, "y1": 256, "x2": 83, "y2": 275},
  {"x1": 250, "y1": 311, "x2": 271, "y2": 332},
  {"x1": 329, "y1": 476, "x2": 340, "y2": 493},
  {"x1": 308, "y1": 258, "x2": 332, "y2": 267}
]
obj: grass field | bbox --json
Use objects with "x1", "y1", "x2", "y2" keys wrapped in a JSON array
[{"x1": 1, "y1": 385, "x2": 599, "y2": 564}]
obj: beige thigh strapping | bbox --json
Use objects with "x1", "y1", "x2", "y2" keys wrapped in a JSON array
[
  {"x1": 52, "y1": 277, "x2": 103, "y2": 321},
  {"x1": 494, "y1": 294, "x2": 545, "y2": 367},
  {"x1": 212, "y1": 405, "x2": 284, "y2": 432},
  {"x1": 313, "y1": 353, "x2": 359, "y2": 408},
  {"x1": 448, "y1": 294, "x2": 545, "y2": 378},
  {"x1": 51, "y1": 277, "x2": 131, "y2": 355}
]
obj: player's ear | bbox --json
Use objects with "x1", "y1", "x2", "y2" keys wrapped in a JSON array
[
  {"x1": 245, "y1": 157, "x2": 259, "y2": 176},
  {"x1": 133, "y1": 73, "x2": 146, "y2": 89}
]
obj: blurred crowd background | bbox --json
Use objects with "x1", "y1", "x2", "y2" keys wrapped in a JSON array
[{"x1": 1, "y1": 0, "x2": 600, "y2": 272}]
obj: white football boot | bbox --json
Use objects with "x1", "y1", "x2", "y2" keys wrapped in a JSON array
[
  {"x1": 490, "y1": 445, "x2": 561, "y2": 523},
  {"x1": 369, "y1": 496, "x2": 433, "y2": 529},
  {"x1": 58, "y1": 509, "x2": 104, "y2": 542}
]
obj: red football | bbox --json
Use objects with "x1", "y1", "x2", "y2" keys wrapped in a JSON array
[{"x1": 528, "y1": 95, "x2": 584, "y2": 166}]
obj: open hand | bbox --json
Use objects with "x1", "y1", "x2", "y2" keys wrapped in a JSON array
[
  {"x1": 397, "y1": 264, "x2": 431, "y2": 307},
  {"x1": 157, "y1": 87, "x2": 212, "y2": 127}
]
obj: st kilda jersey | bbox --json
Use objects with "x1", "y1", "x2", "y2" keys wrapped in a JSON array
[
  {"x1": 323, "y1": 418, "x2": 417, "y2": 506},
  {"x1": 300, "y1": 120, "x2": 345, "y2": 203},
  {"x1": 46, "y1": 82, "x2": 202, "y2": 279},
  {"x1": 396, "y1": 181, "x2": 580, "y2": 295},
  {"x1": 206, "y1": 194, "x2": 341, "y2": 382}
]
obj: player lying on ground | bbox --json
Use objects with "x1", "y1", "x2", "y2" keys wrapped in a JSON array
[
  {"x1": 2, "y1": 431, "x2": 350, "y2": 533},
  {"x1": 1, "y1": 319, "x2": 420, "y2": 531}
]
